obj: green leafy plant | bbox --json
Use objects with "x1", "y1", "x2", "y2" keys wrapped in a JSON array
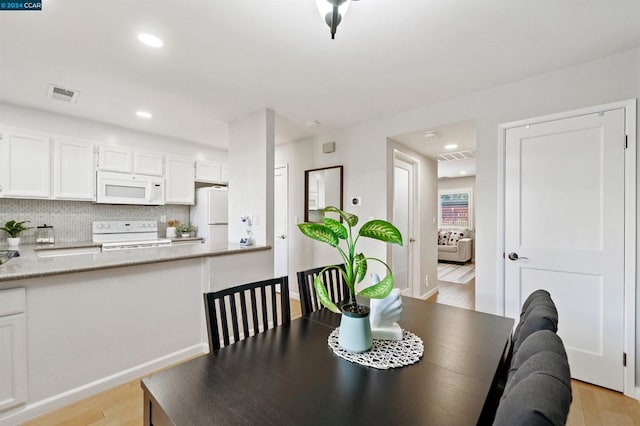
[
  {"x1": 1, "y1": 220, "x2": 33, "y2": 238},
  {"x1": 298, "y1": 206, "x2": 403, "y2": 314},
  {"x1": 175, "y1": 224, "x2": 195, "y2": 234}
]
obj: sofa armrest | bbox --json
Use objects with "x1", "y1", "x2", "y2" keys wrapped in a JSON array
[{"x1": 456, "y1": 238, "x2": 473, "y2": 259}]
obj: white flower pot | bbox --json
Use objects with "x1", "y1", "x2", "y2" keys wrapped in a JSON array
[
  {"x1": 7, "y1": 237, "x2": 20, "y2": 247},
  {"x1": 181, "y1": 233, "x2": 190, "y2": 238},
  {"x1": 166, "y1": 227, "x2": 177, "y2": 238},
  {"x1": 338, "y1": 303, "x2": 373, "y2": 353}
]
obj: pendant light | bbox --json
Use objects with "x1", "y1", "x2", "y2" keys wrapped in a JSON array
[{"x1": 316, "y1": 0, "x2": 351, "y2": 39}]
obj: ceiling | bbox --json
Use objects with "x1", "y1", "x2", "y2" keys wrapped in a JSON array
[
  {"x1": 391, "y1": 119, "x2": 476, "y2": 178},
  {"x1": 1, "y1": 1, "x2": 640, "y2": 150}
]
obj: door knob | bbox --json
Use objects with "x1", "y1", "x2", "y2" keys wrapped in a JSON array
[
  {"x1": 507, "y1": 252, "x2": 529, "y2": 261},
  {"x1": 278, "y1": 234, "x2": 286, "y2": 239},
  {"x1": 409, "y1": 238, "x2": 416, "y2": 243}
]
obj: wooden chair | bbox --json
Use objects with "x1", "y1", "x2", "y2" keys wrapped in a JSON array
[
  {"x1": 296, "y1": 264, "x2": 348, "y2": 316},
  {"x1": 204, "y1": 276, "x2": 290, "y2": 352}
]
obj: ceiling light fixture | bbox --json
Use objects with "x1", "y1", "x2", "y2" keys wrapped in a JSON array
[
  {"x1": 137, "y1": 33, "x2": 163, "y2": 48},
  {"x1": 444, "y1": 144, "x2": 458, "y2": 150},
  {"x1": 459, "y1": 171, "x2": 467, "y2": 175},
  {"x1": 306, "y1": 120, "x2": 320, "y2": 127},
  {"x1": 136, "y1": 110, "x2": 153, "y2": 119},
  {"x1": 316, "y1": 0, "x2": 353, "y2": 39},
  {"x1": 424, "y1": 131, "x2": 439, "y2": 138}
]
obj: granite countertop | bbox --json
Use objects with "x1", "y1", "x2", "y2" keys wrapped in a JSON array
[{"x1": 0, "y1": 242, "x2": 270, "y2": 283}]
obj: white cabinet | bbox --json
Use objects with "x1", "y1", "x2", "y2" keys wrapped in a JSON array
[
  {"x1": 97, "y1": 146, "x2": 132, "y2": 173},
  {"x1": 195, "y1": 160, "x2": 228, "y2": 184},
  {"x1": 53, "y1": 137, "x2": 96, "y2": 201},
  {"x1": 0, "y1": 288, "x2": 27, "y2": 412},
  {"x1": 165, "y1": 156, "x2": 195, "y2": 204},
  {"x1": 0, "y1": 127, "x2": 51, "y2": 198},
  {"x1": 133, "y1": 151, "x2": 164, "y2": 176}
]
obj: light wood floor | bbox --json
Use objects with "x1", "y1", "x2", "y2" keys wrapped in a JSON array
[{"x1": 22, "y1": 296, "x2": 640, "y2": 426}]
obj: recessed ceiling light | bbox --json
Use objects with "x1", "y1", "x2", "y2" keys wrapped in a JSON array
[
  {"x1": 306, "y1": 120, "x2": 320, "y2": 127},
  {"x1": 136, "y1": 110, "x2": 153, "y2": 119},
  {"x1": 444, "y1": 144, "x2": 458, "y2": 150},
  {"x1": 459, "y1": 171, "x2": 467, "y2": 175},
  {"x1": 137, "y1": 33, "x2": 163, "y2": 48},
  {"x1": 424, "y1": 131, "x2": 439, "y2": 138}
]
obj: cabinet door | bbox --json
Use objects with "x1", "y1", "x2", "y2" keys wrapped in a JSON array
[
  {"x1": 195, "y1": 160, "x2": 221, "y2": 183},
  {"x1": 165, "y1": 157, "x2": 195, "y2": 204},
  {"x1": 134, "y1": 151, "x2": 164, "y2": 176},
  {"x1": 53, "y1": 137, "x2": 96, "y2": 201},
  {"x1": 0, "y1": 314, "x2": 27, "y2": 412},
  {"x1": 0, "y1": 127, "x2": 51, "y2": 198},
  {"x1": 220, "y1": 164, "x2": 229, "y2": 184},
  {"x1": 97, "y1": 146, "x2": 132, "y2": 173}
]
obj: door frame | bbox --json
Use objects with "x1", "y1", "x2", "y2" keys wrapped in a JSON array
[
  {"x1": 496, "y1": 99, "x2": 637, "y2": 398},
  {"x1": 392, "y1": 149, "x2": 422, "y2": 298}
]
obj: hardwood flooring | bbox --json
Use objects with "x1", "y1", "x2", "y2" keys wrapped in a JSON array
[{"x1": 21, "y1": 296, "x2": 639, "y2": 426}]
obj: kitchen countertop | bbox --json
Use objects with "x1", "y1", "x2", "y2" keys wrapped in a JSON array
[{"x1": 0, "y1": 242, "x2": 270, "y2": 283}]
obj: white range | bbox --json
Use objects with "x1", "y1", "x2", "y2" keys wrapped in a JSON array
[{"x1": 92, "y1": 220, "x2": 172, "y2": 251}]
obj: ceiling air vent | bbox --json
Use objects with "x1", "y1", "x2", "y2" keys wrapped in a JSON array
[{"x1": 48, "y1": 84, "x2": 80, "y2": 103}]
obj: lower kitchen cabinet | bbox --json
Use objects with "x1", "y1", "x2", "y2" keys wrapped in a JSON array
[{"x1": 0, "y1": 288, "x2": 27, "y2": 412}]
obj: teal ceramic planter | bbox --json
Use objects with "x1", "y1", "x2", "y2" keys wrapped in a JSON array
[{"x1": 338, "y1": 304, "x2": 373, "y2": 353}]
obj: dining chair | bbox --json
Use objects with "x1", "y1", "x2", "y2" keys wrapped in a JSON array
[
  {"x1": 296, "y1": 264, "x2": 348, "y2": 315},
  {"x1": 204, "y1": 276, "x2": 291, "y2": 351},
  {"x1": 495, "y1": 351, "x2": 572, "y2": 426},
  {"x1": 509, "y1": 330, "x2": 567, "y2": 375}
]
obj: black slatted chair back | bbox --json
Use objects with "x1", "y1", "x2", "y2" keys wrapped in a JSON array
[
  {"x1": 204, "y1": 276, "x2": 291, "y2": 352},
  {"x1": 296, "y1": 264, "x2": 348, "y2": 316}
]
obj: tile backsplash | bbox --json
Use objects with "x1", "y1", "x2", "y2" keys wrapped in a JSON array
[{"x1": 0, "y1": 199, "x2": 189, "y2": 244}]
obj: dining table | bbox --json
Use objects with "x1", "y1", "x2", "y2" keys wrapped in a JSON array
[{"x1": 141, "y1": 297, "x2": 514, "y2": 425}]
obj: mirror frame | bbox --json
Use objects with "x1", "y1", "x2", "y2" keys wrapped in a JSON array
[{"x1": 304, "y1": 165, "x2": 344, "y2": 223}]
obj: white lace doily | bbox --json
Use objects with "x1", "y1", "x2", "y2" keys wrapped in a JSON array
[{"x1": 327, "y1": 328, "x2": 424, "y2": 369}]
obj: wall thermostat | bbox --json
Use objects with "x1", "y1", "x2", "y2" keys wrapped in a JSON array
[{"x1": 351, "y1": 196, "x2": 362, "y2": 206}]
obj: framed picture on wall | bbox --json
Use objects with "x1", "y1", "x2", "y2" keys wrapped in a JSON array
[{"x1": 438, "y1": 187, "x2": 473, "y2": 229}]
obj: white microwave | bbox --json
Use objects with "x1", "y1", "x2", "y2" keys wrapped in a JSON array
[{"x1": 96, "y1": 171, "x2": 165, "y2": 205}]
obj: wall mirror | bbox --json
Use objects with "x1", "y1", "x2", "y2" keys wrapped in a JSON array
[{"x1": 304, "y1": 165, "x2": 343, "y2": 223}]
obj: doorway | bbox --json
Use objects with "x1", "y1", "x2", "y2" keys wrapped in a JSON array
[
  {"x1": 392, "y1": 150, "x2": 420, "y2": 297},
  {"x1": 274, "y1": 165, "x2": 288, "y2": 278},
  {"x1": 500, "y1": 100, "x2": 636, "y2": 394}
]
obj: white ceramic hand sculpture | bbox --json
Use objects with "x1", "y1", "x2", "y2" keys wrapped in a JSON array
[{"x1": 369, "y1": 273, "x2": 403, "y2": 340}]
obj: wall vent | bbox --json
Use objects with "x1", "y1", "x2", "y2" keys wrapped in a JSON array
[
  {"x1": 437, "y1": 150, "x2": 475, "y2": 162},
  {"x1": 48, "y1": 84, "x2": 80, "y2": 103}
]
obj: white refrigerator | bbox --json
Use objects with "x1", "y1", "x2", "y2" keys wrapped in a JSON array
[{"x1": 190, "y1": 186, "x2": 228, "y2": 244}]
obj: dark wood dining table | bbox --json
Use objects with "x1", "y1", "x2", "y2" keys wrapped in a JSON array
[{"x1": 141, "y1": 297, "x2": 514, "y2": 425}]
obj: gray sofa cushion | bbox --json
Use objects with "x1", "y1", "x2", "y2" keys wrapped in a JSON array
[
  {"x1": 510, "y1": 330, "x2": 567, "y2": 374},
  {"x1": 513, "y1": 304, "x2": 559, "y2": 354},
  {"x1": 496, "y1": 351, "x2": 572, "y2": 426}
]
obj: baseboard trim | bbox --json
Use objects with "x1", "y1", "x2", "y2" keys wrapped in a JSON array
[
  {"x1": 417, "y1": 286, "x2": 439, "y2": 301},
  {"x1": 0, "y1": 344, "x2": 207, "y2": 426}
]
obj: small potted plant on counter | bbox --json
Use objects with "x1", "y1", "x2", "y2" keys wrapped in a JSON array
[
  {"x1": 298, "y1": 206, "x2": 403, "y2": 353},
  {"x1": 166, "y1": 220, "x2": 179, "y2": 238},
  {"x1": 175, "y1": 224, "x2": 195, "y2": 238},
  {"x1": 1, "y1": 220, "x2": 33, "y2": 247}
]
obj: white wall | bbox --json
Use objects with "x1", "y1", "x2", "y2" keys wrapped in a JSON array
[
  {"x1": 228, "y1": 109, "x2": 275, "y2": 247},
  {"x1": 0, "y1": 102, "x2": 227, "y2": 161}
]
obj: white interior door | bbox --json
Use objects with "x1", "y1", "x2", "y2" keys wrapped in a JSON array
[
  {"x1": 274, "y1": 166, "x2": 288, "y2": 278},
  {"x1": 392, "y1": 153, "x2": 419, "y2": 297},
  {"x1": 504, "y1": 108, "x2": 626, "y2": 391}
]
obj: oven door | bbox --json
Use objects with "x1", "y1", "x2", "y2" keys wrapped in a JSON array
[{"x1": 96, "y1": 171, "x2": 163, "y2": 205}]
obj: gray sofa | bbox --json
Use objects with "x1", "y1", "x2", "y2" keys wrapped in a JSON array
[{"x1": 438, "y1": 228, "x2": 473, "y2": 263}]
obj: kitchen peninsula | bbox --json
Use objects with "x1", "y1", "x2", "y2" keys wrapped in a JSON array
[{"x1": 0, "y1": 242, "x2": 272, "y2": 426}]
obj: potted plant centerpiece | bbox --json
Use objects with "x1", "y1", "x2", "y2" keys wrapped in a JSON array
[
  {"x1": 298, "y1": 206, "x2": 402, "y2": 353},
  {"x1": 1, "y1": 220, "x2": 33, "y2": 247}
]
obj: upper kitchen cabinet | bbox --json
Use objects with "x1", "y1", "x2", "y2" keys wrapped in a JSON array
[
  {"x1": 0, "y1": 127, "x2": 51, "y2": 198},
  {"x1": 53, "y1": 137, "x2": 96, "y2": 201},
  {"x1": 97, "y1": 146, "x2": 132, "y2": 173},
  {"x1": 133, "y1": 151, "x2": 164, "y2": 176},
  {"x1": 165, "y1": 156, "x2": 195, "y2": 204},
  {"x1": 195, "y1": 160, "x2": 228, "y2": 184}
]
